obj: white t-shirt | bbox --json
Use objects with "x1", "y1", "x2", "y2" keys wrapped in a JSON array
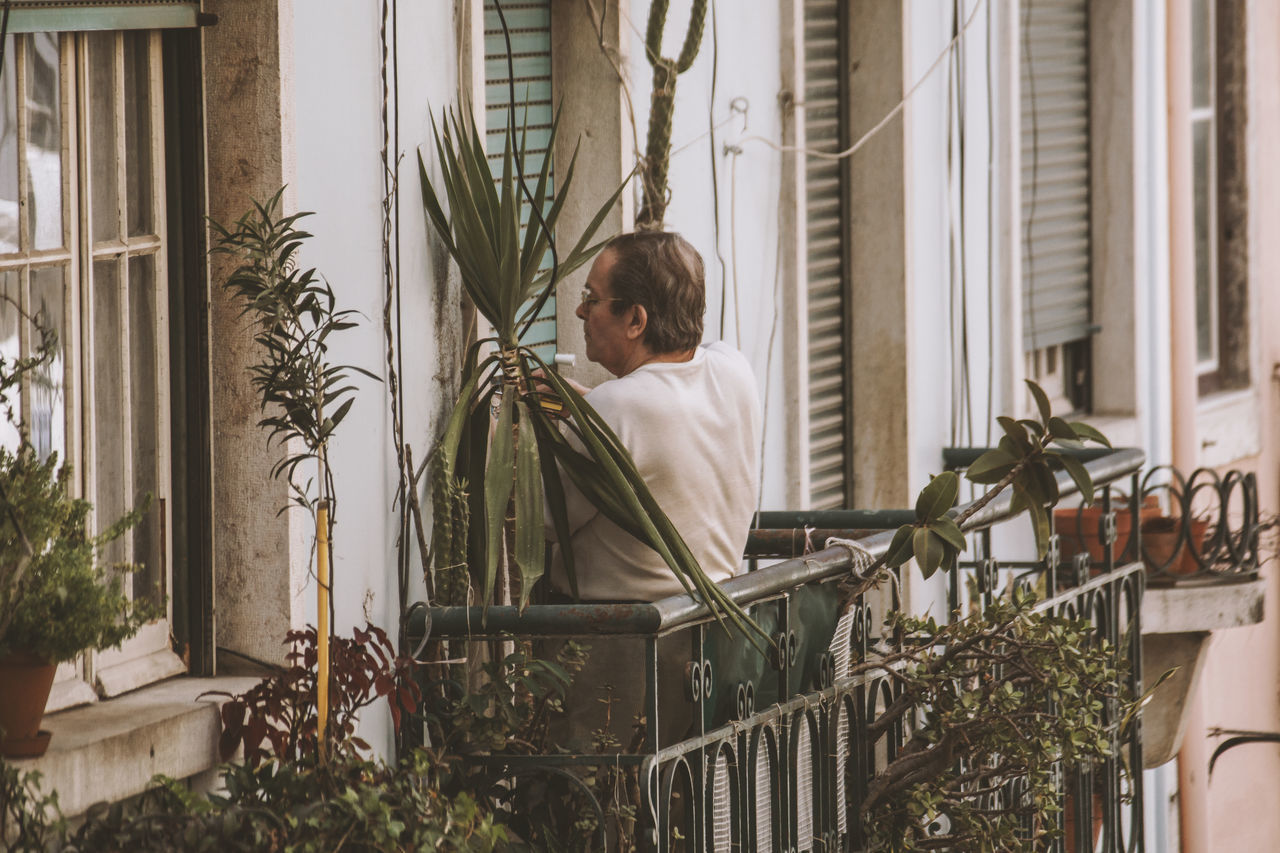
[{"x1": 549, "y1": 342, "x2": 762, "y2": 601}]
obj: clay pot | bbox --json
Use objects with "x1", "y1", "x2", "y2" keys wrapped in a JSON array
[
  {"x1": 1055, "y1": 496, "x2": 1161, "y2": 566},
  {"x1": 0, "y1": 652, "x2": 57, "y2": 758},
  {"x1": 1063, "y1": 790, "x2": 1104, "y2": 851},
  {"x1": 1141, "y1": 516, "x2": 1211, "y2": 577}
]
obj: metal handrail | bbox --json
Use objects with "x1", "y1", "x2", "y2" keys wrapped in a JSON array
[{"x1": 406, "y1": 448, "x2": 1146, "y2": 642}]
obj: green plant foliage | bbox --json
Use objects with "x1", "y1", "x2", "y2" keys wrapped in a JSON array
[
  {"x1": 205, "y1": 623, "x2": 419, "y2": 767},
  {"x1": 211, "y1": 189, "x2": 378, "y2": 509},
  {"x1": 0, "y1": 444, "x2": 156, "y2": 664},
  {"x1": 884, "y1": 380, "x2": 1111, "y2": 578},
  {"x1": 2, "y1": 750, "x2": 507, "y2": 852},
  {"x1": 418, "y1": 106, "x2": 764, "y2": 642},
  {"x1": 860, "y1": 588, "x2": 1130, "y2": 852}
]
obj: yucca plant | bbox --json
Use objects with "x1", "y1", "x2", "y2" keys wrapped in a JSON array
[{"x1": 418, "y1": 106, "x2": 759, "y2": 639}]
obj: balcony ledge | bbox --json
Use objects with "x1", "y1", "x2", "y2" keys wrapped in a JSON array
[
  {"x1": 8, "y1": 676, "x2": 258, "y2": 817},
  {"x1": 1141, "y1": 576, "x2": 1266, "y2": 634}
]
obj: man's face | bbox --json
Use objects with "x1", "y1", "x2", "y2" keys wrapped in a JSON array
[{"x1": 577, "y1": 249, "x2": 637, "y2": 376}]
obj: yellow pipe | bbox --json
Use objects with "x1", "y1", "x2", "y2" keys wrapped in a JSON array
[{"x1": 317, "y1": 499, "x2": 331, "y2": 758}]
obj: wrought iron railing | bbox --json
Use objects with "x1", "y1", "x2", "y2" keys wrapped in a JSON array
[{"x1": 407, "y1": 449, "x2": 1155, "y2": 851}]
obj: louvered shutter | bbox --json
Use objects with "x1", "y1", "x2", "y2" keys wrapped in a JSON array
[
  {"x1": 1020, "y1": 0, "x2": 1094, "y2": 350},
  {"x1": 484, "y1": 0, "x2": 556, "y2": 362},
  {"x1": 4, "y1": 1, "x2": 200, "y2": 32},
  {"x1": 804, "y1": 0, "x2": 850, "y2": 510}
]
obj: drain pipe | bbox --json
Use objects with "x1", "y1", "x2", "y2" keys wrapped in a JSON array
[{"x1": 1167, "y1": 0, "x2": 1210, "y2": 849}]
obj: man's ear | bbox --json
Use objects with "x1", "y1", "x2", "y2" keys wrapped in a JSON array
[{"x1": 626, "y1": 304, "x2": 648, "y2": 341}]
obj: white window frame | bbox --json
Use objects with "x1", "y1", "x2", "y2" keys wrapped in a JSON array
[{"x1": 0, "y1": 29, "x2": 183, "y2": 712}]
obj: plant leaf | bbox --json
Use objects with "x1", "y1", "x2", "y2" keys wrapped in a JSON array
[
  {"x1": 512, "y1": 401, "x2": 545, "y2": 610},
  {"x1": 1026, "y1": 379, "x2": 1052, "y2": 424},
  {"x1": 481, "y1": 392, "x2": 515, "y2": 604},
  {"x1": 915, "y1": 471, "x2": 958, "y2": 522}
]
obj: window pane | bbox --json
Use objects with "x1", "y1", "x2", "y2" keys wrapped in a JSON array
[
  {"x1": 26, "y1": 32, "x2": 62, "y2": 251},
  {"x1": 88, "y1": 31, "x2": 119, "y2": 244},
  {"x1": 0, "y1": 270, "x2": 20, "y2": 449},
  {"x1": 0, "y1": 35, "x2": 18, "y2": 253},
  {"x1": 1191, "y1": 0, "x2": 1211, "y2": 110},
  {"x1": 93, "y1": 258, "x2": 127, "y2": 566},
  {"x1": 123, "y1": 32, "x2": 153, "y2": 238},
  {"x1": 1193, "y1": 119, "x2": 1215, "y2": 365},
  {"x1": 128, "y1": 254, "x2": 161, "y2": 601},
  {"x1": 29, "y1": 266, "x2": 65, "y2": 461}
]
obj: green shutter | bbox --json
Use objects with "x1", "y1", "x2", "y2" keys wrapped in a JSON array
[
  {"x1": 484, "y1": 0, "x2": 556, "y2": 362},
  {"x1": 805, "y1": 0, "x2": 851, "y2": 510},
  {"x1": 1020, "y1": 0, "x2": 1094, "y2": 350},
  {"x1": 4, "y1": 2, "x2": 200, "y2": 33}
]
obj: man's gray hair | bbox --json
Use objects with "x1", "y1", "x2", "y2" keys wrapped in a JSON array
[{"x1": 604, "y1": 231, "x2": 704, "y2": 354}]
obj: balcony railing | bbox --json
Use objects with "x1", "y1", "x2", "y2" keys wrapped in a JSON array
[{"x1": 407, "y1": 448, "x2": 1185, "y2": 851}]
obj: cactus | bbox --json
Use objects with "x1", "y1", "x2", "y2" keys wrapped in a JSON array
[
  {"x1": 636, "y1": 0, "x2": 708, "y2": 229},
  {"x1": 429, "y1": 447, "x2": 471, "y2": 606}
]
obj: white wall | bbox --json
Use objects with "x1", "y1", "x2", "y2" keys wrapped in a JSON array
[{"x1": 289, "y1": 0, "x2": 464, "y2": 755}]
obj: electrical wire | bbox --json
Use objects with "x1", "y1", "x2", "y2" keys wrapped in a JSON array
[
  {"x1": 1022, "y1": 0, "x2": 1040, "y2": 353},
  {"x1": 738, "y1": 0, "x2": 985, "y2": 164},
  {"x1": 707, "y1": 0, "x2": 728, "y2": 340},
  {"x1": 984, "y1": 0, "x2": 995, "y2": 446}
]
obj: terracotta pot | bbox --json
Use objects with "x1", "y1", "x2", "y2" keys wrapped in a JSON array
[
  {"x1": 0, "y1": 652, "x2": 57, "y2": 758},
  {"x1": 1063, "y1": 790, "x2": 1104, "y2": 851},
  {"x1": 1055, "y1": 496, "x2": 1161, "y2": 566},
  {"x1": 1142, "y1": 516, "x2": 1211, "y2": 577}
]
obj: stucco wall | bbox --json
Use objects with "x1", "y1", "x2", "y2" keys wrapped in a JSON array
[
  {"x1": 1192, "y1": 0, "x2": 1280, "y2": 846},
  {"x1": 287, "y1": 0, "x2": 466, "y2": 754}
]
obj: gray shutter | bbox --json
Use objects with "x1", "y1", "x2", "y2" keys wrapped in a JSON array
[
  {"x1": 484, "y1": 0, "x2": 556, "y2": 362},
  {"x1": 805, "y1": 0, "x2": 850, "y2": 510},
  {"x1": 1020, "y1": 0, "x2": 1093, "y2": 350},
  {"x1": 5, "y1": 2, "x2": 200, "y2": 32}
]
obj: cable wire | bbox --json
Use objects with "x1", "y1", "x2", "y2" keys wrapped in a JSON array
[{"x1": 738, "y1": 0, "x2": 985, "y2": 163}]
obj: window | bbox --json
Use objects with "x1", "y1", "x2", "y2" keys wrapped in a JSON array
[
  {"x1": 1192, "y1": 0, "x2": 1248, "y2": 395},
  {"x1": 484, "y1": 0, "x2": 557, "y2": 362},
  {"x1": 803, "y1": 0, "x2": 852, "y2": 510},
  {"x1": 1020, "y1": 0, "x2": 1095, "y2": 414},
  {"x1": 0, "y1": 28, "x2": 183, "y2": 709}
]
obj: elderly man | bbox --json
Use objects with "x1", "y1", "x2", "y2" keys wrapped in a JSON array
[
  {"x1": 549, "y1": 230, "x2": 762, "y2": 602},
  {"x1": 546, "y1": 232, "x2": 761, "y2": 760}
]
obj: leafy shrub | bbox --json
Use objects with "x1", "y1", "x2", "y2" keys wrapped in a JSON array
[
  {"x1": 0, "y1": 444, "x2": 155, "y2": 663},
  {"x1": 207, "y1": 623, "x2": 418, "y2": 766}
]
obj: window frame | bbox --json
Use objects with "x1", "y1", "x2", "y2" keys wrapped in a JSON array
[
  {"x1": 0, "y1": 27, "x2": 186, "y2": 711},
  {"x1": 1194, "y1": 0, "x2": 1249, "y2": 397}
]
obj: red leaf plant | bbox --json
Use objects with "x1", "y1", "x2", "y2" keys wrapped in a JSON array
[{"x1": 205, "y1": 623, "x2": 420, "y2": 767}]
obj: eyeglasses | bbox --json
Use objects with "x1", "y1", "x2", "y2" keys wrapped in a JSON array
[{"x1": 579, "y1": 288, "x2": 625, "y2": 309}]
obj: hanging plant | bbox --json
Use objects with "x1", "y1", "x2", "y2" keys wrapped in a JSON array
[{"x1": 417, "y1": 105, "x2": 759, "y2": 640}]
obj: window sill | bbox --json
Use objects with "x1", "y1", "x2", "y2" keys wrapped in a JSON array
[
  {"x1": 1196, "y1": 387, "x2": 1260, "y2": 468},
  {"x1": 8, "y1": 676, "x2": 259, "y2": 817}
]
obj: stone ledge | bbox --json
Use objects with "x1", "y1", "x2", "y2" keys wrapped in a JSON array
[
  {"x1": 10, "y1": 676, "x2": 259, "y2": 817},
  {"x1": 1142, "y1": 577, "x2": 1266, "y2": 634}
]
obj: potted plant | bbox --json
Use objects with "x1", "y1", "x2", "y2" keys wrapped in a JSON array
[
  {"x1": 0, "y1": 309, "x2": 155, "y2": 758},
  {"x1": 0, "y1": 443, "x2": 154, "y2": 758}
]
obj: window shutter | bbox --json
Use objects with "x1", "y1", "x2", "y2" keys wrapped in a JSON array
[
  {"x1": 4, "y1": 2, "x2": 200, "y2": 33},
  {"x1": 804, "y1": 0, "x2": 850, "y2": 510},
  {"x1": 484, "y1": 0, "x2": 556, "y2": 362},
  {"x1": 1020, "y1": 0, "x2": 1094, "y2": 350}
]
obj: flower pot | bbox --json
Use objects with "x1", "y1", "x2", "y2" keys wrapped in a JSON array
[
  {"x1": 0, "y1": 652, "x2": 57, "y2": 758},
  {"x1": 1056, "y1": 496, "x2": 1161, "y2": 566},
  {"x1": 1064, "y1": 790, "x2": 1104, "y2": 851},
  {"x1": 1142, "y1": 516, "x2": 1210, "y2": 577}
]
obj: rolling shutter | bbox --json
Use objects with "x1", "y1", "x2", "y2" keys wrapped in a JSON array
[
  {"x1": 1020, "y1": 0, "x2": 1094, "y2": 350},
  {"x1": 804, "y1": 0, "x2": 851, "y2": 510},
  {"x1": 484, "y1": 0, "x2": 556, "y2": 362}
]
